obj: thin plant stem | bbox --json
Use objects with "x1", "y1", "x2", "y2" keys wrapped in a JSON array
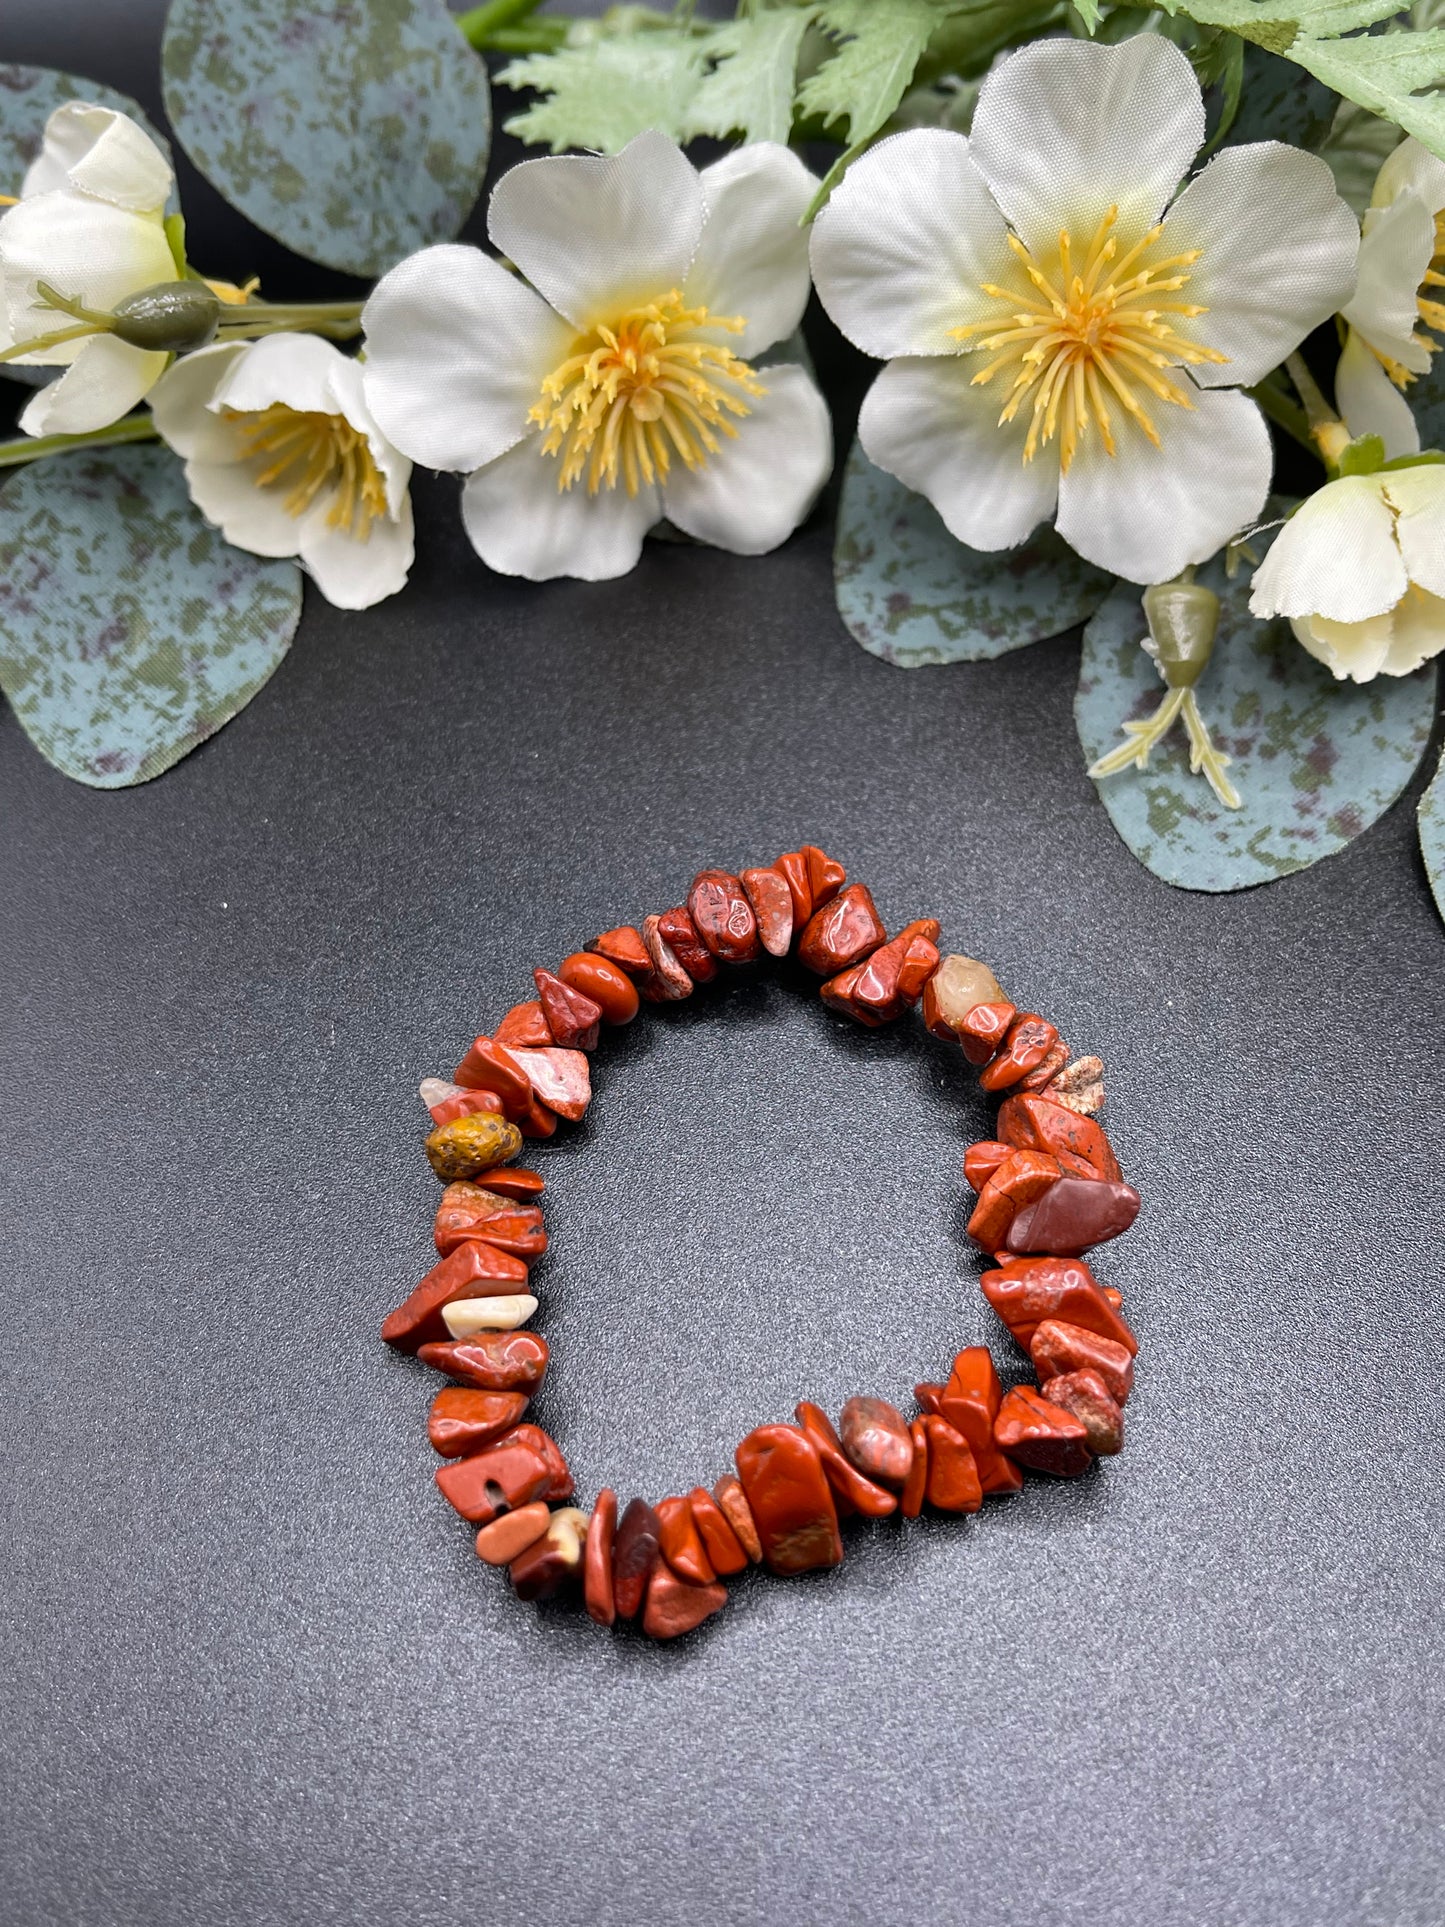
[
  {"x1": 0, "y1": 412, "x2": 158, "y2": 469},
  {"x1": 0, "y1": 322, "x2": 103, "y2": 366},
  {"x1": 457, "y1": 0, "x2": 566, "y2": 51},
  {"x1": 1246, "y1": 377, "x2": 1317, "y2": 457},
  {"x1": 1284, "y1": 349, "x2": 1336, "y2": 430}
]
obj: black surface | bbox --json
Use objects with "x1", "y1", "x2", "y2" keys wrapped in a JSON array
[{"x1": 4, "y1": 9, "x2": 1445, "y2": 1927}]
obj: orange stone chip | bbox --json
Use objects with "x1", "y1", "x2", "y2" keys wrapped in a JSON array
[
  {"x1": 642, "y1": 1561, "x2": 728, "y2": 1640},
  {"x1": 735, "y1": 1424, "x2": 843, "y2": 1576}
]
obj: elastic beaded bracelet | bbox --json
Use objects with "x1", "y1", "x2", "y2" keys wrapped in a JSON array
[{"x1": 382, "y1": 845, "x2": 1142, "y2": 1641}]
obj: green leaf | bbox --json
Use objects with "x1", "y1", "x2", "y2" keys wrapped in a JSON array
[
  {"x1": 1222, "y1": 43, "x2": 1335, "y2": 147},
  {"x1": 1315, "y1": 94, "x2": 1402, "y2": 214},
  {"x1": 1420, "y1": 741, "x2": 1445, "y2": 923},
  {"x1": 797, "y1": 0, "x2": 948, "y2": 143},
  {"x1": 684, "y1": 10, "x2": 817, "y2": 144},
  {"x1": 834, "y1": 439, "x2": 1114, "y2": 666},
  {"x1": 161, "y1": 0, "x2": 490, "y2": 278},
  {"x1": 1075, "y1": 530, "x2": 1438, "y2": 891},
  {"x1": 0, "y1": 447, "x2": 301, "y2": 788},
  {"x1": 1293, "y1": 26, "x2": 1445, "y2": 162},
  {"x1": 499, "y1": 29, "x2": 704, "y2": 150},
  {"x1": 0, "y1": 65, "x2": 175, "y2": 387}
]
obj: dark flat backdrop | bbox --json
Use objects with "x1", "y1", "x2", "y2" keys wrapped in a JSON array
[{"x1": 3, "y1": 8, "x2": 1443, "y2": 1926}]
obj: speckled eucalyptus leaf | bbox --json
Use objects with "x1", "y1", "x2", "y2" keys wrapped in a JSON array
[
  {"x1": 0, "y1": 446, "x2": 301, "y2": 788},
  {"x1": 1421, "y1": 745, "x2": 1445, "y2": 923},
  {"x1": 161, "y1": 0, "x2": 489, "y2": 278},
  {"x1": 1076, "y1": 538, "x2": 1438, "y2": 893},
  {"x1": 834, "y1": 439, "x2": 1114, "y2": 667},
  {"x1": 0, "y1": 66, "x2": 174, "y2": 386}
]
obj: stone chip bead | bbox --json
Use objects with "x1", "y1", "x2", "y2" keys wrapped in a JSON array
[
  {"x1": 920, "y1": 1415, "x2": 983, "y2": 1512},
  {"x1": 557, "y1": 951, "x2": 640, "y2": 1025},
  {"x1": 966, "y1": 1148, "x2": 1065, "y2": 1250},
  {"x1": 901, "y1": 1418, "x2": 929, "y2": 1519},
  {"x1": 712, "y1": 1473, "x2": 763, "y2": 1563},
  {"x1": 1041, "y1": 1369, "x2": 1125, "y2": 1456},
  {"x1": 533, "y1": 967, "x2": 602, "y2": 1051},
  {"x1": 511, "y1": 1506, "x2": 590, "y2": 1601},
  {"x1": 424, "y1": 1109, "x2": 524, "y2": 1182},
  {"x1": 443, "y1": 1206, "x2": 546, "y2": 1261},
  {"x1": 417, "y1": 1331, "x2": 549, "y2": 1392},
  {"x1": 587, "y1": 926, "x2": 654, "y2": 980},
  {"x1": 979, "y1": 1014, "x2": 1061, "y2": 1092},
  {"x1": 994, "y1": 1386, "x2": 1092, "y2": 1478},
  {"x1": 1029, "y1": 1319, "x2": 1135, "y2": 1405},
  {"x1": 687, "y1": 871, "x2": 761, "y2": 964},
  {"x1": 1018, "y1": 1040, "x2": 1071, "y2": 1091},
  {"x1": 1047, "y1": 1055, "x2": 1106, "y2": 1116},
  {"x1": 997, "y1": 1093, "x2": 1122, "y2": 1182},
  {"x1": 494, "y1": 1001, "x2": 553, "y2": 1049},
  {"x1": 802, "y1": 845, "x2": 847, "y2": 906},
  {"x1": 642, "y1": 1561, "x2": 728, "y2": 1640},
  {"x1": 797, "y1": 883, "x2": 886, "y2": 976},
  {"x1": 795, "y1": 1402, "x2": 897, "y2": 1517},
  {"x1": 434, "y1": 1422, "x2": 573, "y2": 1523},
  {"x1": 428, "y1": 1386, "x2": 530, "y2": 1456},
  {"x1": 507, "y1": 1046, "x2": 591, "y2": 1122},
  {"x1": 613, "y1": 1497, "x2": 663, "y2": 1620},
  {"x1": 922, "y1": 955, "x2": 1008, "y2": 1042},
  {"x1": 421, "y1": 1080, "x2": 506, "y2": 1127},
  {"x1": 686, "y1": 1486, "x2": 749, "y2": 1576},
  {"x1": 655, "y1": 905, "x2": 718, "y2": 984},
  {"x1": 936, "y1": 1347, "x2": 1024, "y2": 1495},
  {"x1": 584, "y1": 1488, "x2": 618, "y2": 1626},
  {"x1": 963, "y1": 1140, "x2": 1014, "y2": 1192},
  {"x1": 739, "y1": 867, "x2": 793, "y2": 957},
  {"x1": 640, "y1": 914, "x2": 694, "y2": 1001},
  {"x1": 382, "y1": 1240, "x2": 531, "y2": 1352},
  {"x1": 475, "y1": 1501, "x2": 552, "y2": 1567},
  {"x1": 735, "y1": 1425, "x2": 844, "y2": 1575},
  {"x1": 453, "y1": 1036, "x2": 534, "y2": 1115},
  {"x1": 1002, "y1": 1176, "x2": 1141, "y2": 1257},
  {"x1": 655, "y1": 1495, "x2": 717, "y2": 1584},
  {"x1": 433, "y1": 1181, "x2": 515, "y2": 1255},
  {"x1": 470, "y1": 1166, "x2": 545, "y2": 1202},
  {"x1": 773, "y1": 850, "x2": 815, "y2": 927},
  {"x1": 981, "y1": 1257, "x2": 1138, "y2": 1355},
  {"x1": 440, "y1": 1293, "x2": 538, "y2": 1339},
  {"x1": 838, "y1": 1395, "x2": 914, "y2": 1489}
]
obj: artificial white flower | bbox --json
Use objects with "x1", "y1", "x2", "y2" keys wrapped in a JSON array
[
  {"x1": 149, "y1": 333, "x2": 414, "y2": 610},
  {"x1": 809, "y1": 35, "x2": 1360, "y2": 585},
  {"x1": 1336, "y1": 137, "x2": 1445, "y2": 459},
  {"x1": 1249, "y1": 463, "x2": 1445, "y2": 681},
  {"x1": 360, "y1": 132, "x2": 832, "y2": 582},
  {"x1": 0, "y1": 102, "x2": 178, "y2": 436}
]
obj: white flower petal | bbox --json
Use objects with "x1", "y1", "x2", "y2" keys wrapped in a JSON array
[
  {"x1": 18, "y1": 333, "x2": 165, "y2": 434},
  {"x1": 685, "y1": 143, "x2": 816, "y2": 358},
  {"x1": 659, "y1": 363, "x2": 831, "y2": 554},
  {"x1": 488, "y1": 131, "x2": 703, "y2": 329},
  {"x1": 1, "y1": 192, "x2": 175, "y2": 361},
  {"x1": 1381, "y1": 584, "x2": 1445, "y2": 671},
  {"x1": 809, "y1": 129, "x2": 1014, "y2": 360},
  {"x1": 969, "y1": 37, "x2": 1204, "y2": 258},
  {"x1": 182, "y1": 456, "x2": 306, "y2": 558},
  {"x1": 25, "y1": 103, "x2": 171, "y2": 211},
  {"x1": 461, "y1": 435, "x2": 659, "y2": 582},
  {"x1": 1336, "y1": 328, "x2": 1420, "y2": 459},
  {"x1": 1164, "y1": 144, "x2": 1359, "y2": 389},
  {"x1": 320, "y1": 350, "x2": 411, "y2": 516},
  {"x1": 1058, "y1": 383, "x2": 1270, "y2": 584},
  {"x1": 213, "y1": 330, "x2": 344, "y2": 417},
  {"x1": 298, "y1": 492, "x2": 415, "y2": 610},
  {"x1": 1341, "y1": 189, "x2": 1434, "y2": 368},
  {"x1": 1373, "y1": 136, "x2": 1445, "y2": 216},
  {"x1": 1249, "y1": 474, "x2": 1405, "y2": 623},
  {"x1": 361, "y1": 243, "x2": 572, "y2": 473},
  {"x1": 1383, "y1": 464, "x2": 1445, "y2": 597},
  {"x1": 1291, "y1": 610, "x2": 1398, "y2": 681},
  {"x1": 857, "y1": 353, "x2": 1057, "y2": 551},
  {"x1": 148, "y1": 339, "x2": 252, "y2": 462}
]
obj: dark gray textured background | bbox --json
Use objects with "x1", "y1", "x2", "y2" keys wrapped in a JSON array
[{"x1": 3, "y1": 7, "x2": 1443, "y2": 1925}]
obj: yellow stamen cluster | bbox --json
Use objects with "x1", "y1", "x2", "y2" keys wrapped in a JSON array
[
  {"x1": 530, "y1": 292, "x2": 765, "y2": 496},
  {"x1": 1378, "y1": 208, "x2": 1445, "y2": 389},
  {"x1": 227, "y1": 401, "x2": 389, "y2": 539},
  {"x1": 953, "y1": 207, "x2": 1228, "y2": 471}
]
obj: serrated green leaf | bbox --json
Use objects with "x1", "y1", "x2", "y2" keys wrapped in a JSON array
[
  {"x1": 1073, "y1": 0, "x2": 1105, "y2": 28},
  {"x1": 1160, "y1": 1, "x2": 1403, "y2": 43},
  {"x1": 797, "y1": 0, "x2": 948, "y2": 143},
  {"x1": 499, "y1": 31, "x2": 704, "y2": 150},
  {"x1": 684, "y1": 10, "x2": 816, "y2": 143},
  {"x1": 1293, "y1": 26, "x2": 1445, "y2": 161}
]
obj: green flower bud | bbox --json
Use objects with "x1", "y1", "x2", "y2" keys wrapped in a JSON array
[
  {"x1": 109, "y1": 281, "x2": 221, "y2": 354},
  {"x1": 1142, "y1": 580, "x2": 1219, "y2": 689}
]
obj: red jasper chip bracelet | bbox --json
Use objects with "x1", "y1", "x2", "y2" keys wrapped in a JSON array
[{"x1": 382, "y1": 844, "x2": 1142, "y2": 1640}]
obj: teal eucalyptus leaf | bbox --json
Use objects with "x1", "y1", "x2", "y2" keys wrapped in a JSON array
[
  {"x1": 0, "y1": 446, "x2": 301, "y2": 788},
  {"x1": 161, "y1": 0, "x2": 489, "y2": 277},
  {"x1": 834, "y1": 440, "x2": 1114, "y2": 668},
  {"x1": 1421, "y1": 744, "x2": 1445, "y2": 923},
  {"x1": 0, "y1": 65, "x2": 175, "y2": 386},
  {"x1": 1076, "y1": 541, "x2": 1438, "y2": 892}
]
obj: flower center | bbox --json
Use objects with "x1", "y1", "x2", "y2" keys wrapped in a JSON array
[
  {"x1": 1379, "y1": 209, "x2": 1445, "y2": 388},
  {"x1": 529, "y1": 291, "x2": 765, "y2": 496},
  {"x1": 953, "y1": 207, "x2": 1228, "y2": 471},
  {"x1": 226, "y1": 401, "x2": 389, "y2": 539}
]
